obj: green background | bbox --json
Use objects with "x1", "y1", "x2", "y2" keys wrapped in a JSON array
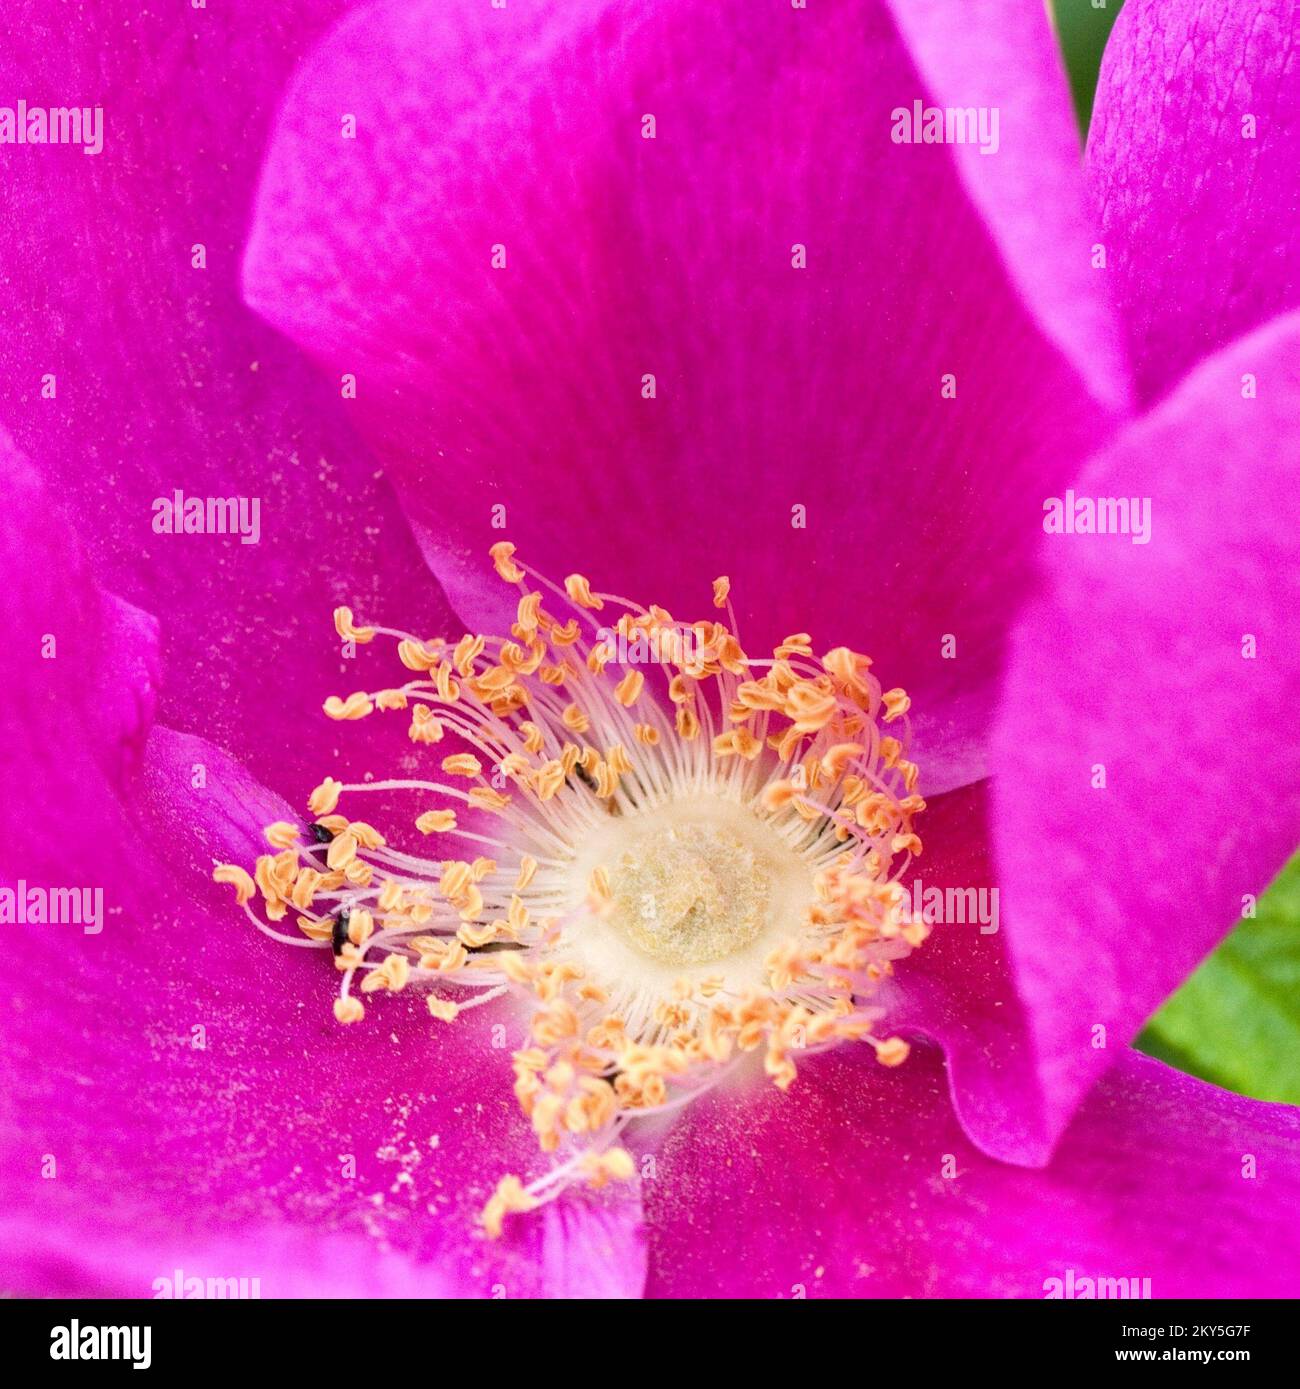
[{"x1": 1053, "y1": 0, "x2": 1300, "y2": 1104}]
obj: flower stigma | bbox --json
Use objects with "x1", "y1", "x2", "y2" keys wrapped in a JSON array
[{"x1": 215, "y1": 544, "x2": 927, "y2": 1237}]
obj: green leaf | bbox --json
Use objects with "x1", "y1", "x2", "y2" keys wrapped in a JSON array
[
  {"x1": 1137, "y1": 854, "x2": 1300, "y2": 1104},
  {"x1": 1051, "y1": 0, "x2": 1127, "y2": 137}
]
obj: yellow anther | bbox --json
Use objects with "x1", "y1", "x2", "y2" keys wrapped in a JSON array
[
  {"x1": 347, "y1": 908, "x2": 375, "y2": 946},
  {"x1": 821, "y1": 646, "x2": 872, "y2": 699},
  {"x1": 325, "y1": 831, "x2": 358, "y2": 871},
  {"x1": 439, "y1": 860, "x2": 472, "y2": 898},
  {"x1": 333, "y1": 995, "x2": 365, "y2": 1024},
  {"x1": 441, "y1": 753, "x2": 482, "y2": 779},
  {"x1": 213, "y1": 863, "x2": 256, "y2": 906},
  {"x1": 881, "y1": 688, "x2": 911, "y2": 722},
  {"x1": 415, "y1": 809, "x2": 457, "y2": 834},
  {"x1": 323, "y1": 691, "x2": 374, "y2": 721},
  {"x1": 434, "y1": 662, "x2": 461, "y2": 701},
  {"x1": 606, "y1": 743, "x2": 633, "y2": 776},
  {"x1": 534, "y1": 760, "x2": 566, "y2": 801},
  {"x1": 398, "y1": 638, "x2": 441, "y2": 672},
  {"x1": 290, "y1": 867, "x2": 323, "y2": 910},
  {"x1": 507, "y1": 895, "x2": 530, "y2": 935},
  {"x1": 344, "y1": 858, "x2": 373, "y2": 887},
  {"x1": 452, "y1": 633, "x2": 486, "y2": 677},
  {"x1": 458, "y1": 919, "x2": 501, "y2": 948},
  {"x1": 874, "y1": 1036, "x2": 910, "y2": 1067},
  {"x1": 613, "y1": 670, "x2": 645, "y2": 706},
  {"x1": 347, "y1": 821, "x2": 385, "y2": 850},
  {"x1": 711, "y1": 575, "x2": 731, "y2": 608},
  {"x1": 581, "y1": 1146, "x2": 637, "y2": 1189},
  {"x1": 760, "y1": 779, "x2": 798, "y2": 812},
  {"x1": 518, "y1": 722, "x2": 545, "y2": 754},
  {"x1": 516, "y1": 592, "x2": 543, "y2": 635},
  {"x1": 489, "y1": 541, "x2": 525, "y2": 583},
  {"x1": 469, "y1": 787, "x2": 512, "y2": 812},
  {"x1": 307, "y1": 777, "x2": 344, "y2": 816},
  {"x1": 785, "y1": 681, "x2": 837, "y2": 733},
  {"x1": 564, "y1": 573, "x2": 604, "y2": 610},
  {"x1": 360, "y1": 953, "x2": 410, "y2": 994},
  {"x1": 264, "y1": 821, "x2": 299, "y2": 849},
  {"x1": 821, "y1": 743, "x2": 865, "y2": 777},
  {"x1": 333, "y1": 606, "x2": 377, "y2": 645},
  {"x1": 562, "y1": 702, "x2": 590, "y2": 733},
  {"x1": 472, "y1": 664, "x2": 516, "y2": 696},
  {"x1": 712, "y1": 728, "x2": 762, "y2": 760}
]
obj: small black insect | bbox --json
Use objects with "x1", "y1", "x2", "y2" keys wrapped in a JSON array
[
  {"x1": 331, "y1": 910, "x2": 350, "y2": 956},
  {"x1": 310, "y1": 822, "x2": 336, "y2": 844}
]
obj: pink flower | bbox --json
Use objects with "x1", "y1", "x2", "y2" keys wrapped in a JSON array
[{"x1": 2, "y1": 0, "x2": 1298, "y2": 1298}]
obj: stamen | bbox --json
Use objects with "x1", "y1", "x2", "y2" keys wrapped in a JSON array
[{"x1": 214, "y1": 545, "x2": 926, "y2": 1238}]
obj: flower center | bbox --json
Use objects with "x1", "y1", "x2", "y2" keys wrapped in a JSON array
[
  {"x1": 570, "y1": 796, "x2": 815, "y2": 990},
  {"x1": 610, "y1": 821, "x2": 767, "y2": 966},
  {"x1": 213, "y1": 543, "x2": 927, "y2": 1238}
]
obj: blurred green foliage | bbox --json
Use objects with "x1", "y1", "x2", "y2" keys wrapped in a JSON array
[
  {"x1": 1137, "y1": 857, "x2": 1300, "y2": 1104},
  {"x1": 1053, "y1": 0, "x2": 1298, "y2": 1103},
  {"x1": 1053, "y1": 0, "x2": 1126, "y2": 136}
]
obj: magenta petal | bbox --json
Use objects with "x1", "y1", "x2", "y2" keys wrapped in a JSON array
[
  {"x1": 0, "y1": 1, "x2": 458, "y2": 800},
  {"x1": 0, "y1": 432, "x2": 160, "y2": 888},
  {"x1": 644, "y1": 1045, "x2": 1300, "y2": 1298},
  {"x1": 882, "y1": 0, "x2": 1130, "y2": 412},
  {"x1": 245, "y1": 0, "x2": 1123, "y2": 764},
  {"x1": 886, "y1": 781, "x2": 1053, "y2": 1162},
  {"x1": 989, "y1": 310, "x2": 1300, "y2": 1159},
  {"x1": 1088, "y1": 0, "x2": 1300, "y2": 402},
  {"x1": 0, "y1": 1215, "x2": 459, "y2": 1300},
  {"x1": 0, "y1": 431, "x2": 641, "y2": 1297},
  {"x1": 1, "y1": 722, "x2": 645, "y2": 1298}
]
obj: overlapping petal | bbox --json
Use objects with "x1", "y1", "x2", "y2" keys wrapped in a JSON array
[
  {"x1": 244, "y1": 0, "x2": 1127, "y2": 793},
  {"x1": 642, "y1": 1044, "x2": 1300, "y2": 1298},
  {"x1": 1088, "y1": 0, "x2": 1300, "y2": 403},
  {"x1": 0, "y1": 0, "x2": 458, "y2": 802},
  {"x1": 987, "y1": 310, "x2": 1300, "y2": 1161},
  {"x1": 886, "y1": 781, "x2": 1052, "y2": 1160},
  {"x1": 0, "y1": 448, "x2": 644, "y2": 1299}
]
